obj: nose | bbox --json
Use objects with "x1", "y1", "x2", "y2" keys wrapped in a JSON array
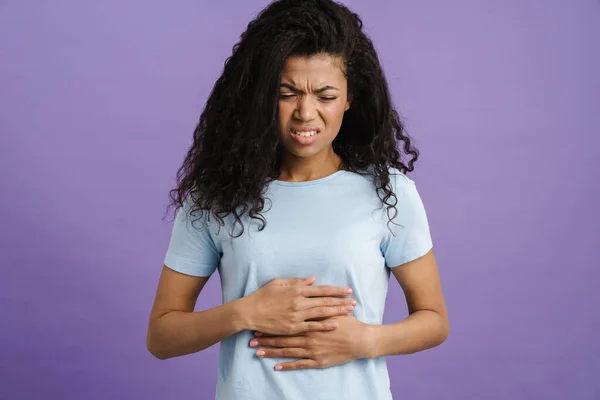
[{"x1": 294, "y1": 95, "x2": 317, "y2": 122}]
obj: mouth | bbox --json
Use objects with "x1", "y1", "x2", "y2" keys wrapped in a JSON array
[
  {"x1": 290, "y1": 128, "x2": 320, "y2": 137},
  {"x1": 289, "y1": 128, "x2": 320, "y2": 145}
]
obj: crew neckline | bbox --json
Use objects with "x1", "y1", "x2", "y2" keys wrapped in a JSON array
[{"x1": 272, "y1": 169, "x2": 349, "y2": 187}]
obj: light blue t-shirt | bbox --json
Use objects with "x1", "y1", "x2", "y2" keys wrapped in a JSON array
[{"x1": 164, "y1": 167, "x2": 433, "y2": 400}]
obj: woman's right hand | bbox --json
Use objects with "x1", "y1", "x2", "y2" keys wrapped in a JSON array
[{"x1": 241, "y1": 276, "x2": 356, "y2": 335}]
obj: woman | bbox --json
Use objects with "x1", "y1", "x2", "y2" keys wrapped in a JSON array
[{"x1": 147, "y1": 0, "x2": 449, "y2": 398}]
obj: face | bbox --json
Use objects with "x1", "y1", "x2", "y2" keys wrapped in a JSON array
[{"x1": 277, "y1": 54, "x2": 351, "y2": 160}]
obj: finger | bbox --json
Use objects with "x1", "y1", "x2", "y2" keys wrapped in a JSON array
[
  {"x1": 275, "y1": 359, "x2": 321, "y2": 371},
  {"x1": 301, "y1": 285, "x2": 352, "y2": 298},
  {"x1": 250, "y1": 336, "x2": 306, "y2": 348},
  {"x1": 303, "y1": 276, "x2": 317, "y2": 285},
  {"x1": 298, "y1": 320, "x2": 339, "y2": 333},
  {"x1": 254, "y1": 331, "x2": 306, "y2": 338},
  {"x1": 256, "y1": 347, "x2": 309, "y2": 359},
  {"x1": 292, "y1": 296, "x2": 355, "y2": 315},
  {"x1": 307, "y1": 296, "x2": 356, "y2": 308},
  {"x1": 255, "y1": 332, "x2": 299, "y2": 337},
  {"x1": 302, "y1": 305, "x2": 355, "y2": 321}
]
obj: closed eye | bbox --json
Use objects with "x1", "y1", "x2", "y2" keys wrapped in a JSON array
[{"x1": 279, "y1": 94, "x2": 337, "y2": 101}]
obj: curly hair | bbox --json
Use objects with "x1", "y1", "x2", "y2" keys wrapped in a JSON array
[{"x1": 168, "y1": 0, "x2": 419, "y2": 237}]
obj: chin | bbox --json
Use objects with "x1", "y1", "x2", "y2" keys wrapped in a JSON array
[
  {"x1": 282, "y1": 144, "x2": 325, "y2": 159},
  {"x1": 288, "y1": 149, "x2": 320, "y2": 158}
]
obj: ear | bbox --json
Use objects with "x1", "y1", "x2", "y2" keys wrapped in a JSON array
[{"x1": 344, "y1": 100, "x2": 351, "y2": 111}]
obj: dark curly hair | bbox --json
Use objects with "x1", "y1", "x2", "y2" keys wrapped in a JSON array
[{"x1": 168, "y1": 0, "x2": 419, "y2": 237}]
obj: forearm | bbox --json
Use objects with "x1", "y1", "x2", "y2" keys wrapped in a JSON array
[
  {"x1": 147, "y1": 297, "x2": 250, "y2": 360},
  {"x1": 366, "y1": 310, "x2": 449, "y2": 358}
]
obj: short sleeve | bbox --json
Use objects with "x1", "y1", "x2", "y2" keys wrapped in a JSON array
[
  {"x1": 380, "y1": 173, "x2": 433, "y2": 268},
  {"x1": 163, "y1": 197, "x2": 221, "y2": 277}
]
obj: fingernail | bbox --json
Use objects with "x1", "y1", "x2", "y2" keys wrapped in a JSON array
[
  {"x1": 256, "y1": 350, "x2": 265, "y2": 356},
  {"x1": 330, "y1": 322, "x2": 339, "y2": 329},
  {"x1": 352, "y1": 300, "x2": 357, "y2": 305},
  {"x1": 346, "y1": 288, "x2": 352, "y2": 294},
  {"x1": 275, "y1": 365, "x2": 283, "y2": 370},
  {"x1": 250, "y1": 340, "x2": 258, "y2": 347}
]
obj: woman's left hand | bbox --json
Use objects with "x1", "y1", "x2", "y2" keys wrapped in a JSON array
[{"x1": 249, "y1": 315, "x2": 375, "y2": 371}]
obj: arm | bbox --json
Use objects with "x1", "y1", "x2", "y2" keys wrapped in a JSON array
[
  {"x1": 146, "y1": 266, "x2": 247, "y2": 360},
  {"x1": 146, "y1": 266, "x2": 356, "y2": 360},
  {"x1": 366, "y1": 249, "x2": 449, "y2": 358}
]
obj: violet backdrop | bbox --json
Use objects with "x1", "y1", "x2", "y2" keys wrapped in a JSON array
[{"x1": 1, "y1": 1, "x2": 599, "y2": 399}]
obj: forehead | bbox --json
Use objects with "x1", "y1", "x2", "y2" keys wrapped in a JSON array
[{"x1": 280, "y1": 54, "x2": 346, "y2": 86}]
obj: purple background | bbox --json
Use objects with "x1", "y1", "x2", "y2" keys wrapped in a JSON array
[{"x1": 1, "y1": 0, "x2": 599, "y2": 399}]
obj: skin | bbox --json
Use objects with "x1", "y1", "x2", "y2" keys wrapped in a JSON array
[
  {"x1": 147, "y1": 54, "x2": 449, "y2": 369},
  {"x1": 147, "y1": 274, "x2": 355, "y2": 360},
  {"x1": 250, "y1": 250, "x2": 448, "y2": 370},
  {"x1": 276, "y1": 54, "x2": 350, "y2": 182}
]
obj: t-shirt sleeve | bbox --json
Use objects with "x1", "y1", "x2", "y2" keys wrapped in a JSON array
[
  {"x1": 380, "y1": 173, "x2": 433, "y2": 268},
  {"x1": 163, "y1": 197, "x2": 221, "y2": 277}
]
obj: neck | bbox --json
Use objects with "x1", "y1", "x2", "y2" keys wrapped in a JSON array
[{"x1": 278, "y1": 147, "x2": 344, "y2": 182}]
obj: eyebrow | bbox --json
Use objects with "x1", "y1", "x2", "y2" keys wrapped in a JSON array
[{"x1": 279, "y1": 83, "x2": 339, "y2": 94}]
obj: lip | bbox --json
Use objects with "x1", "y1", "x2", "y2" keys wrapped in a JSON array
[{"x1": 289, "y1": 127, "x2": 320, "y2": 146}]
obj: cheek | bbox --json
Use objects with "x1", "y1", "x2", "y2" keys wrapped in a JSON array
[
  {"x1": 278, "y1": 103, "x2": 293, "y2": 125},
  {"x1": 323, "y1": 103, "x2": 347, "y2": 126}
]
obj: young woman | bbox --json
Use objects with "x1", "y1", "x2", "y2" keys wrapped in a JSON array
[{"x1": 147, "y1": 0, "x2": 448, "y2": 398}]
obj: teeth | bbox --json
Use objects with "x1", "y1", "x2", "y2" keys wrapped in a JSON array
[{"x1": 292, "y1": 130, "x2": 318, "y2": 137}]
